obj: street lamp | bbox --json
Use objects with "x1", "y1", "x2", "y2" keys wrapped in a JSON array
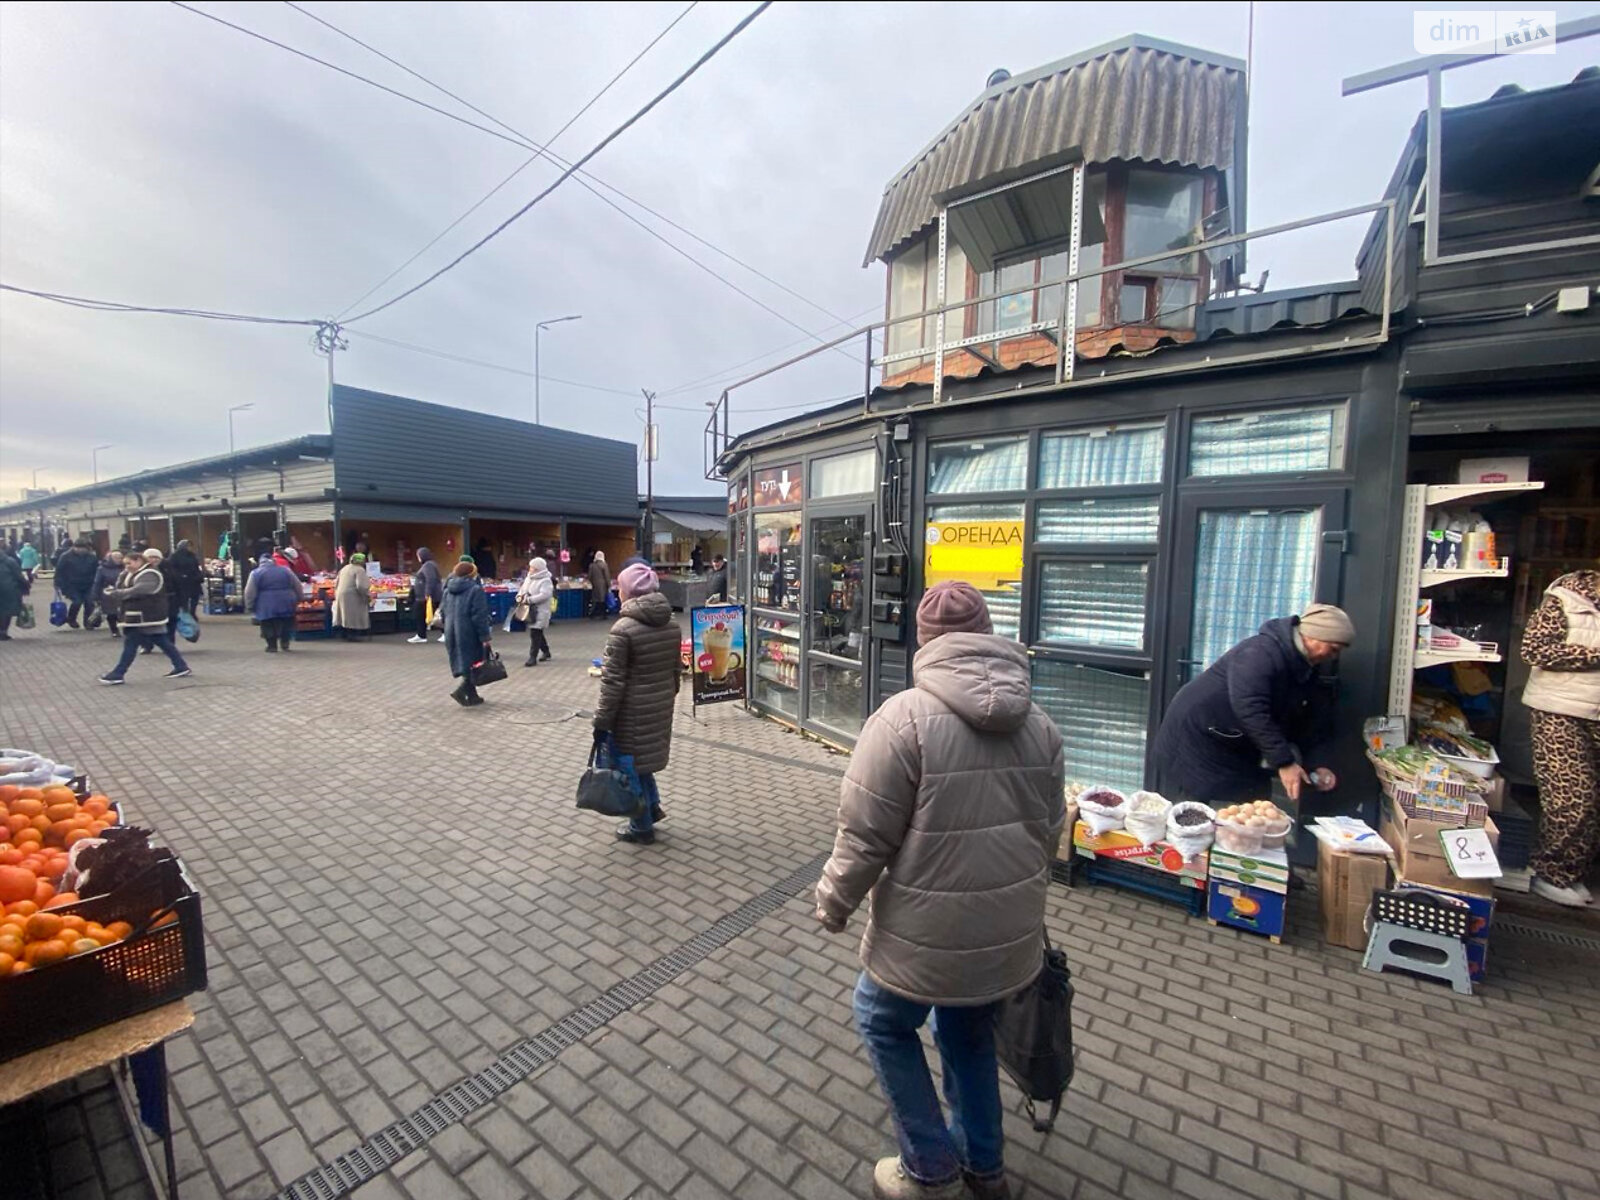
[
  {"x1": 92, "y1": 444, "x2": 112, "y2": 484},
  {"x1": 533, "y1": 314, "x2": 581, "y2": 425},
  {"x1": 228, "y1": 403, "x2": 254, "y2": 455}
]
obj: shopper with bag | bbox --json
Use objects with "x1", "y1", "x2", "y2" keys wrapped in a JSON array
[
  {"x1": 815, "y1": 581, "x2": 1065, "y2": 1200},
  {"x1": 332, "y1": 553, "x2": 373, "y2": 640},
  {"x1": 442, "y1": 558, "x2": 493, "y2": 707},
  {"x1": 89, "y1": 551, "x2": 123, "y2": 635},
  {"x1": 167, "y1": 539, "x2": 204, "y2": 617},
  {"x1": 515, "y1": 555, "x2": 555, "y2": 666},
  {"x1": 593, "y1": 562, "x2": 679, "y2": 844},
  {"x1": 97, "y1": 548, "x2": 192, "y2": 683},
  {"x1": 53, "y1": 538, "x2": 99, "y2": 630},
  {"x1": 245, "y1": 548, "x2": 302, "y2": 653},
  {"x1": 0, "y1": 545, "x2": 26, "y2": 640},
  {"x1": 407, "y1": 547, "x2": 444, "y2": 644}
]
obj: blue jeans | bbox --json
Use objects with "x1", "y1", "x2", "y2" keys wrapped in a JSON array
[
  {"x1": 853, "y1": 972, "x2": 1005, "y2": 1187},
  {"x1": 106, "y1": 629, "x2": 189, "y2": 679},
  {"x1": 628, "y1": 773, "x2": 660, "y2": 836}
]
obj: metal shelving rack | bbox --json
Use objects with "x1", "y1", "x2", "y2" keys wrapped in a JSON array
[{"x1": 1387, "y1": 480, "x2": 1544, "y2": 717}]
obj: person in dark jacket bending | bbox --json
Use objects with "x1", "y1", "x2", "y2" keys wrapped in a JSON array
[
  {"x1": 442, "y1": 558, "x2": 492, "y2": 707},
  {"x1": 54, "y1": 539, "x2": 99, "y2": 629},
  {"x1": 594, "y1": 562, "x2": 680, "y2": 844},
  {"x1": 1152, "y1": 604, "x2": 1354, "y2": 805}
]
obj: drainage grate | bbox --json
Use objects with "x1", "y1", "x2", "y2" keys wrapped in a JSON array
[
  {"x1": 274, "y1": 852, "x2": 830, "y2": 1200},
  {"x1": 1495, "y1": 914, "x2": 1600, "y2": 951}
]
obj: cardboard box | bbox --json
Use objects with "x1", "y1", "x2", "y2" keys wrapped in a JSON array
[
  {"x1": 1072, "y1": 821, "x2": 1208, "y2": 889},
  {"x1": 1208, "y1": 880, "x2": 1287, "y2": 939},
  {"x1": 1378, "y1": 799, "x2": 1497, "y2": 896},
  {"x1": 1457, "y1": 456, "x2": 1531, "y2": 485},
  {"x1": 1209, "y1": 846, "x2": 1290, "y2": 894},
  {"x1": 1318, "y1": 839, "x2": 1393, "y2": 951}
]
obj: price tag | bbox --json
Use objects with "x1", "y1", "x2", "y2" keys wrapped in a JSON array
[{"x1": 1440, "y1": 827, "x2": 1501, "y2": 879}]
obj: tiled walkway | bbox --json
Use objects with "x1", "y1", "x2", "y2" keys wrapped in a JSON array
[{"x1": 4, "y1": 617, "x2": 1599, "y2": 1200}]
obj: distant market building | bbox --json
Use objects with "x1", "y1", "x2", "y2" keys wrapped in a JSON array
[{"x1": 0, "y1": 385, "x2": 641, "y2": 581}]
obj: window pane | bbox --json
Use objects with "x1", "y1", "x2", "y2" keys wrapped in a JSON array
[
  {"x1": 1038, "y1": 424, "x2": 1165, "y2": 489},
  {"x1": 754, "y1": 513, "x2": 803, "y2": 613},
  {"x1": 1120, "y1": 282, "x2": 1149, "y2": 323},
  {"x1": 809, "y1": 514, "x2": 868, "y2": 662},
  {"x1": 1157, "y1": 278, "x2": 1198, "y2": 330},
  {"x1": 887, "y1": 241, "x2": 927, "y2": 356},
  {"x1": 942, "y1": 240, "x2": 969, "y2": 343},
  {"x1": 809, "y1": 660, "x2": 864, "y2": 738},
  {"x1": 810, "y1": 449, "x2": 875, "y2": 498},
  {"x1": 1189, "y1": 404, "x2": 1347, "y2": 476},
  {"x1": 1125, "y1": 169, "x2": 1203, "y2": 272},
  {"x1": 1191, "y1": 508, "x2": 1320, "y2": 671},
  {"x1": 1037, "y1": 496, "x2": 1160, "y2": 543},
  {"x1": 1037, "y1": 249, "x2": 1069, "y2": 325},
  {"x1": 1038, "y1": 560, "x2": 1147, "y2": 650},
  {"x1": 1031, "y1": 660, "x2": 1149, "y2": 794},
  {"x1": 996, "y1": 259, "x2": 1035, "y2": 330},
  {"x1": 925, "y1": 502, "x2": 1024, "y2": 641},
  {"x1": 1076, "y1": 241, "x2": 1103, "y2": 326},
  {"x1": 928, "y1": 438, "x2": 1027, "y2": 494}
]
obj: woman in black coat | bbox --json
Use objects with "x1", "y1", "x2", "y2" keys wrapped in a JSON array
[
  {"x1": 1151, "y1": 605, "x2": 1354, "y2": 805},
  {"x1": 167, "y1": 540, "x2": 204, "y2": 615},
  {"x1": 442, "y1": 559, "x2": 493, "y2": 707}
]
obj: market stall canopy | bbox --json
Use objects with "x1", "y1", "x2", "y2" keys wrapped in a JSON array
[
  {"x1": 864, "y1": 35, "x2": 1247, "y2": 267},
  {"x1": 655, "y1": 509, "x2": 727, "y2": 535}
]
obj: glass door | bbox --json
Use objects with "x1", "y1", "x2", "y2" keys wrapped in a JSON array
[
  {"x1": 804, "y1": 510, "x2": 871, "y2": 742},
  {"x1": 751, "y1": 510, "x2": 803, "y2": 720},
  {"x1": 1164, "y1": 488, "x2": 1348, "y2": 709}
]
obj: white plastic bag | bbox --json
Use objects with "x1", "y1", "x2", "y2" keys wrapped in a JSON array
[
  {"x1": 1165, "y1": 801, "x2": 1217, "y2": 861},
  {"x1": 1124, "y1": 791, "x2": 1171, "y2": 846},
  {"x1": 1077, "y1": 787, "x2": 1127, "y2": 836}
]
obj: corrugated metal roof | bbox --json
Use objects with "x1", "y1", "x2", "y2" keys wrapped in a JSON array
[
  {"x1": 1196, "y1": 283, "x2": 1366, "y2": 338},
  {"x1": 864, "y1": 35, "x2": 1246, "y2": 266}
]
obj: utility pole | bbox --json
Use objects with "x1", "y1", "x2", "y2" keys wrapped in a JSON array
[{"x1": 642, "y1": 389, "x2": 657, "y2": 559}]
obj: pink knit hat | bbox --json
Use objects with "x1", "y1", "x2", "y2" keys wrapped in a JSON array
[
  {"x1": 617, "y1": 562, "x2": 659, "y2": 601},
  {"x1": 916, "y1": 580, "x2": 992, "y2": 642}
]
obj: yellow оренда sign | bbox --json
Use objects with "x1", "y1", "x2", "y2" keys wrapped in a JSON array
[{"x1": 924, "y1": 520, "x2": 1024, "y2": 592}]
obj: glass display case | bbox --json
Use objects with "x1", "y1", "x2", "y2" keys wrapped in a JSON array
[
  {"x1": 808, "y1": 658, "x2": 865, "y2": 738},
  {"x1": 752, "y1": 609, "x2": 801, "y2": 718}
]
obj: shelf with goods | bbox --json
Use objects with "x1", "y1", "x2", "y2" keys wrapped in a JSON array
[{"x1": 752, "y1": 608, "x2": 802, "y2": 715}]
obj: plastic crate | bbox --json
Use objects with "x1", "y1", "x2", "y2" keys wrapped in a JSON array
[{"x1": 0, "y1": 853, "x2": 207, "y2": 1064}]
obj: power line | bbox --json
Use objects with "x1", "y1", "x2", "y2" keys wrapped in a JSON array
[
  {"x1": 341, "y1": 2, "x2": 775, "y2": 323},
  {"x1": 0, "y1": 282, "x2": 319, "y2": 326},
  {"x1": 660, "y1": 301, "x2": 881, "y2": 395},
  {"x1": 300, "y1": 0, "x2": 701, "y2": 317},
  {"x1": 169, "y1": 2, "x2": 534, "y2": 155},
  {"x1": 347, "y1": 329, "x2": 638, "y2": 395}
]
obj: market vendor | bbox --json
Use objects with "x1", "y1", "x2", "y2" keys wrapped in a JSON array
[{"x1": 1152, "y1": 604, "x2": 1353, "y2": 806}]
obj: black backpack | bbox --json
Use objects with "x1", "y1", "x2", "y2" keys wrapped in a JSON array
[{"x1": 994, "y1": 931, "x2": 1076, "y2": 1132}]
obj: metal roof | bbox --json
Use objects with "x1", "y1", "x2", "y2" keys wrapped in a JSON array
[
  {"x1": 864, "y1": 35, "x2": 1246, "y2": 266},
  {"x1": 0, "y1": 435, "x2": 331, "y2": 519},
  {"x1": 655, "y1": 509, "x2": 726, "y2": 534}
]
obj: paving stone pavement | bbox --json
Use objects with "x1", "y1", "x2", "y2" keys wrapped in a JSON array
[{"x1": 4, "y1": 616, "x2": 1600, "y2": 1200}]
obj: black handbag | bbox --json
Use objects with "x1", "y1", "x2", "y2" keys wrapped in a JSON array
[
  {"x1": 575, "y1": 737, "x2": 644, "y2": 818},
  {"x1": 471, "y1": 651, "x2": 508, "y2": 687},
  {"x1": 994, "y1": 930, "x2": 1076, "y2": 1132}
]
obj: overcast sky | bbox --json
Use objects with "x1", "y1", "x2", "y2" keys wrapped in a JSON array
[{"x1": 1, "y1": 0, "x2": 1595, "y2": 500}]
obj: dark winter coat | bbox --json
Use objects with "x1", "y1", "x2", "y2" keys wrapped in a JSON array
[
  {"x1": 92, "y1": 557, "x2": 122, "y2": 601},
  {"x1": 54, "y1": 546, "x2": 99, "y2": 602},
  {"x1": 706, "y1": 564, "x2": 729, "y2": 601},
  {"x1": 442, "y1": 574, "x2": 491, "y2": 679},
  {"x1": 1152, "y1": 616, "x2": 1337, "y2": 805},
  {"x1": 413, "y1": 549, "x2": 444, "y2": 611},
  {"x1": 0, "y1": 551, "x2": 24, "y2": 619},
  {"x1": 167, "y1": 545, "x2": 203, "y2": 607},
  {"x1": 593, "y1": 591, "x2": 681, "y2": 774},
  {"x1": 245, "y1": 562, "x2": 301, "y2": 622}
]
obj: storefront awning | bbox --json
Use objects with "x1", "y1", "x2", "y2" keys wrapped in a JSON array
[{"x1": 655, "y1": 509, "x2": 726, "y2": 534}]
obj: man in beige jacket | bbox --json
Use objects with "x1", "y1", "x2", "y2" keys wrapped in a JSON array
[{"x1": 816, "y1": 581, "x2": 1065, "y2": 1200}]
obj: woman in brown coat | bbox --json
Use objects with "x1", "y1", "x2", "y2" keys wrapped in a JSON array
[{"x1": 594, "y1": 562, "x2": 680, "y2": 844}]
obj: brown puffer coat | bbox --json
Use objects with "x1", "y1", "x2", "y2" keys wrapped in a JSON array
[
  {"x1": 816, "y1": 632, "x2": 1065, "y2": 1006},
  {"x1": 594, "y1": 591, "x2": 681, "y2": 774}
]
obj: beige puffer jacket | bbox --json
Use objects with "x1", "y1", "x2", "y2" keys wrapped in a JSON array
[{"x1": 816, "y1": 632, "x2": 1066, "y2": 1006}]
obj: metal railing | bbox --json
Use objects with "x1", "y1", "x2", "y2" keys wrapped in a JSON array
[{"x1": 705, "y1": 197, "x2": 1396, "y2": 478}]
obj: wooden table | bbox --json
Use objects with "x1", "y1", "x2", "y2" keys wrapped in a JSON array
[{"x1": 0, "y1": 1000, "x2": 194, "y2": 1198}]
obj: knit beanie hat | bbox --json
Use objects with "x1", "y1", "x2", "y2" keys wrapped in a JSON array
[
  {"x1": 617, "y1": 562, "x2": 659, "y2": 601},
  {"x1": 142, "y1": 547, "x2": 164, "y2": 562},
  {"x1": 916, "y1": 580, "x2": 992, "y2": 642},
  {"x1": 1298, "y1": 603, "x2": 1355, "y2": 645}
]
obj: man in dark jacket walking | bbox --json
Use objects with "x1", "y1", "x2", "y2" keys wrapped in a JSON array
[
  {"x1": 407, "y1": 548, "x2": 445, "y2": 644},
  {"x1": 98, "y1": 549, "x2": 192, "y2": 683},
  {"x1": 54, "y1": 539, "x2": 99, "y2": 629},
  {"x1": 245, "y1": 550, "x2": 302, "y2": 652},
  {"x1": 1152, "y1": 603, "x2": 1353, "y2": 805},
  {"x1": 594, "y1": 562, "x2": 680, "y2": 844}
]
